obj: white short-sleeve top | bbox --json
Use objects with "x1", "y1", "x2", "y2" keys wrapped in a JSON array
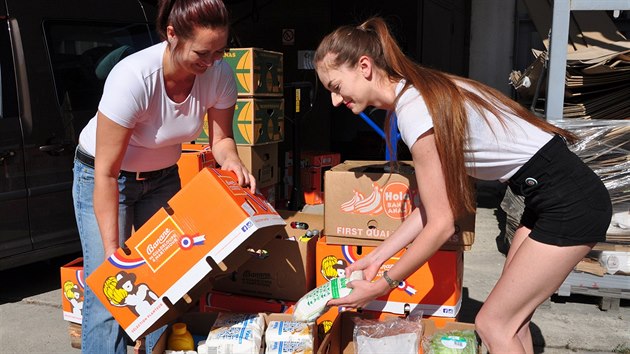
[
  {"x1": 395, "y1": 80, "x2": 552, "y2": 182},
  {"x1": 79, "y1": 41, "x2": 237, "y2": 172}
]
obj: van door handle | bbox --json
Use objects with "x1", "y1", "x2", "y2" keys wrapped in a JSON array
[
  {"x1": 0, "y1": 150, "x2": 15, "y2": 162},
  {"x1": 39, "y1": 144, "x2": 65, "y2": 153}
]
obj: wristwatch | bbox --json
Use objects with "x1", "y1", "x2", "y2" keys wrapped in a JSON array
[{"x1": 382, "y1": 271, "x2": 400, "y2": 289}]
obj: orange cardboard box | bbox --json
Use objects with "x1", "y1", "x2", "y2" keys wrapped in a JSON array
[
  {"x1": 177, "y1": 144, "x2": 216, "y2": 186},
  {"x1": 211, "y1": 210, "x2": 321, "y2": 301},
  {"x1": 324, "y1": 160, "x2": 475, "y2": 251},
  {"x1": 60, "y1": 257, "x2": 85, "y2": 324},
  {"x1": 316, "y1": 237, "x2": 463, "y2": 318},
  {"x1": 86, "y1": 168, "x2": 285, "y2": 341},
  {"x1": 199, "y1": 290, "x2": 295, "y2": 314}
]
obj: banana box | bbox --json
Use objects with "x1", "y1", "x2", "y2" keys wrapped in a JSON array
[
  {"x1": 86, "y1": 168, "x2": 285, "y2": 341},
  {"x1": 237, "y1": 143, "x2": 279, "y2": 188},
  {"x1": 223, "y1": 47, "x2": 283, "y2": 97},
  {"x1": 195, "y1": 99, "x2": 284, "y2": 146},
  {"x1": 316, "y1": 237, "x2": 463, "y2": 319},
  {"x1": 324, "y1": 160, "x2": 475, "y2": 251},
  {"x1": 60, "y1": 257, "x2": 84, "y2": 324},
  {"x1": 177, "y1": 144, "x2": 215, "y2": 186}
]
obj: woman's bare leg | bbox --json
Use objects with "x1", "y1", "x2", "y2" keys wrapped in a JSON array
[{"x1": 475, "y1": 226, "x2": 593, "y2": 353}]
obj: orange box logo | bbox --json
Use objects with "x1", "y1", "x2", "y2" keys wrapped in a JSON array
[{"x1": 135, "y1": 216, "x2": 187, "y2": 272}]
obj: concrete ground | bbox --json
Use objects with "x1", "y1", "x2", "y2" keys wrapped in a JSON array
[{"x1": 0, "y1": 183, "x2": 628, "y2": 353}]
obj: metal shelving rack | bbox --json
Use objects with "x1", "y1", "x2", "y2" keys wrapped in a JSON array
[{"x1": 545, "y1": 0, "x2": 630, "y2": 121}]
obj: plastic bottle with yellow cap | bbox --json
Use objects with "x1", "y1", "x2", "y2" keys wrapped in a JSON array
[{"x1": 167, "y1": 322, "x2": 194, "y2": 351}]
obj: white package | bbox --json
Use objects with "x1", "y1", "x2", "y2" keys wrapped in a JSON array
[
  {"x1": 265, "y1": 321, "x2": 313, "y2": 346},
  {"x1": 206, "y1": 326, "x2": 263, "y2": 354},
  {"x1": 356, "y1": 333, "x2": 418, "y2": 354},
  {"x1": 265, "y1": 340, "x2": 313, "y2": 354},
  {"x1": 213, "y1": 312, "x2": 265, "y2": 333}
]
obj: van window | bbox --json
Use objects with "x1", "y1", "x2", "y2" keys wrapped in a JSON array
[
  {"x1": 0, "y1": 19, "x2": 18, "y2": 119},
  {"x1": 43, "y1": 20, "x2": 153, "y2": 114}
]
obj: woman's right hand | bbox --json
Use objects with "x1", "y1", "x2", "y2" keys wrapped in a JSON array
[{"x1": 345, "y1": 252, "x2": 382, "y2": 283}]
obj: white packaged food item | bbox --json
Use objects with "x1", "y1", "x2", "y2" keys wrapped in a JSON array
[
  {"x1": 206, "y1": 326, "x2": 262, "y2": 354},
  {"x1": 357, "y1": 333, "x2": 418, "y2": 354},
  {"x1": 265, "y1": 321, "x2": 313, "y2": 346},
  {"x1": 293, "y1": 271, "x2": 363, "y2": 322},
  {"x1": 599, "y1": 251, "x2": 630, "y2": 274},
  {"x1": 213, "y1": 312, "x2": 265, "y2": 332},
  {"x1": 265, "y1": 340, "x2": 313, "y2": 354}
]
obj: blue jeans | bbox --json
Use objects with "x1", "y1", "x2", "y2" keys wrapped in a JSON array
[{"x1": 73, "y1": 156, "x2": 181, "y2": 354}]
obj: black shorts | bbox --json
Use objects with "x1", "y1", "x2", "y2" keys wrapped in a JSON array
[{"x1": 507, "y1": 135, "x2": 612, "y2": 246}]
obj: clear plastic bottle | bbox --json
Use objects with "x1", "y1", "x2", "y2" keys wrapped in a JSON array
[{"x1": 167, "y1": 322, "x2": 195, "y2": 351}]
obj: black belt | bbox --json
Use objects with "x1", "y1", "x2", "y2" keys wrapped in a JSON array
[{"x1": 75, "y1": 147, "x2": 173, "y2": 181}]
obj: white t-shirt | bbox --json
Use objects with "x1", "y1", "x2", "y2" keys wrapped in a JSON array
[
  {"x1": 395, "y1": 80, "x2": 552, "y2": 182},
  {"x1": 79, "y1": 41, "x2": 237, "y2": 172}
]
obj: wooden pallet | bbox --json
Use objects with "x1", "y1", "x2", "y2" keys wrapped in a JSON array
[
  {"x1": 68, "y1": 322, "x2": 81, "y2": 349},
  {"x1": 557, "y1": 270, "x2": 630, "y2": 311}
]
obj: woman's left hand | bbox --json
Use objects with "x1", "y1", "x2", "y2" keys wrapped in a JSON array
[{"x1": 221, "y1": 157, "x2": 256, "y2": 192}]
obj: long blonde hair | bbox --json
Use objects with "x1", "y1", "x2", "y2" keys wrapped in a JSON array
[{"x1": 314, "y1": 17, "x2": 577, "y2": 218}]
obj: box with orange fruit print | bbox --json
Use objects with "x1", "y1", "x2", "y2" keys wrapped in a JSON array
[{"x1": 324, "y1": 161, "x2": 476, "y2": 251}]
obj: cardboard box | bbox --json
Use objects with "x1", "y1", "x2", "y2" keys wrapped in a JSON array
[
  {"x1": 237, "y1": 143, "x2": 279, "y2": 188},
  {"x1": 151, "y1": 312, "x2": 313, "y2": 354},
  {"x1": 233, "y1": 98, "x2": 284, "y2": 145},
  {"x1": 324, "y1": 160, "x2": 475, "y2": 251},
  {"x1": 177, "y1": 144, "x2": 215, "y2": 186},
  {"x1": 317, "y1": 311, "x2": 477, "y2": 354},
  {"x1": 211, "y1": 210, "x2": 321, "y2": 301},
  {"x1": 282, "y1": 151, "x2": 341, "y2": 205},
  {"x1": 223, "y1": 47, "x2": 284, "y2": 97},
  {"x1": 60, "y1": 257, "x2": 84, "y2": 324},
  {"x1": 258, "y1": 183, "x2": 277, "y2": 208},
  {"x1": 86, "y1": 168, "x2": 285, "y2": 341},
  {"x1": 195, "y1": 99, "x2": 284, "y2": 145},
  {"x1": 316, "y1": 237, "x2": 463, "y2": 318},
  {"x1": 199, "y1": 290, "x2": 295, "y2": 314},
  {"x1": 315, "y1": 307, "x2": 460, "y2": 342}
]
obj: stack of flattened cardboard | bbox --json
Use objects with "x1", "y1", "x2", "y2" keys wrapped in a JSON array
[{"x1": 510, "y1": 0, "x2": 630, "y2": 120}]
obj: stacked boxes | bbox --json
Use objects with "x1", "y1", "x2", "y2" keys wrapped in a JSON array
[
  {"x1": 282, "y1": 151, "x2": 341, "y2": 206},
  {"x1": 196, "y1": 48, "x2": 284, "y2": 198},
  {"x1": 317, "y1": 160, "x2": 476, "y2": 336}
]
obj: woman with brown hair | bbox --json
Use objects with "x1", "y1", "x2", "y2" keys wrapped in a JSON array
[
  {"x1": 72, "y1": 0, "x2": 253, "y2": 352},
  {"x1": 316, "y1": 17, "x2": 611, "y2": 352}
]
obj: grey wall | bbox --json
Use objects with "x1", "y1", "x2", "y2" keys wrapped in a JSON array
[{"x1": 468, "y1": 0, "x2": 516, "y2": 95}]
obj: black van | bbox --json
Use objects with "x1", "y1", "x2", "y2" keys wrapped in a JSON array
[{"x1": 0, "y1": 0, "x2": 157, "y2": 270}]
